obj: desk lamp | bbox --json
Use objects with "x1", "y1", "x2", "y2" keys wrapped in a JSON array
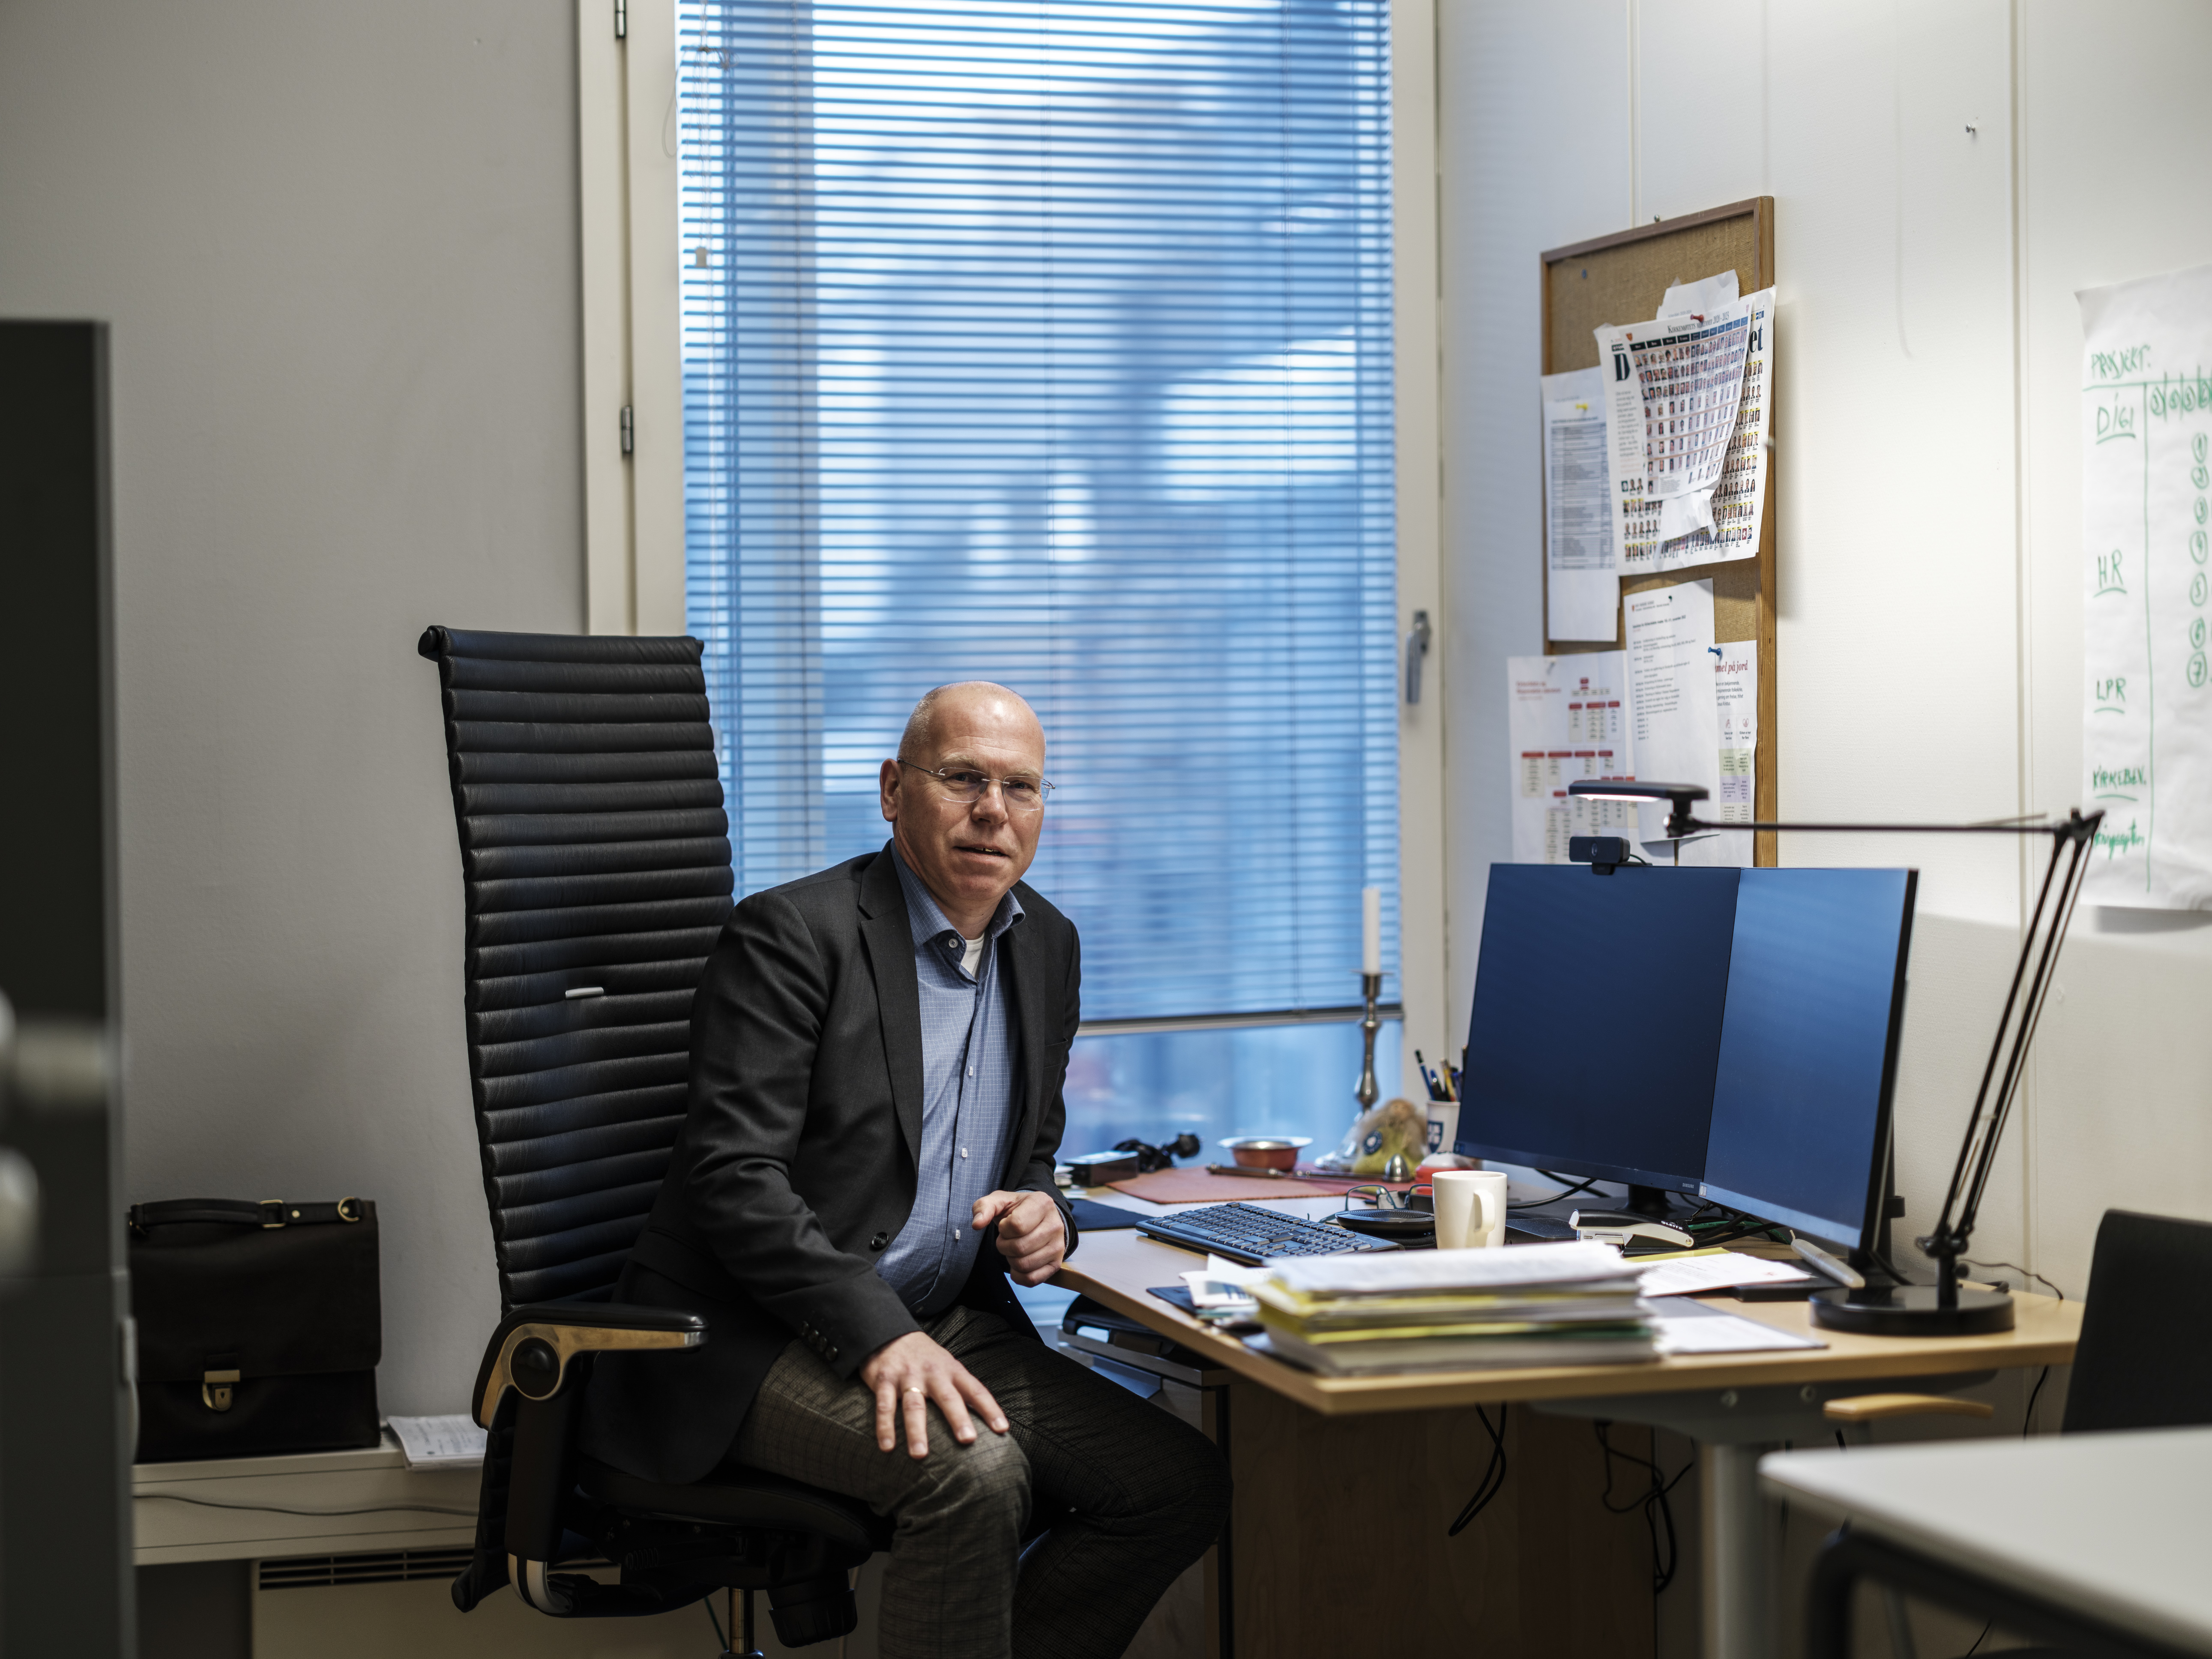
[{"x1": 1564, "y1": 779, "x2": 2102, "y2": 1337}]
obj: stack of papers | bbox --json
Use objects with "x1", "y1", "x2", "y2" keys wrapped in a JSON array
[{"x1": 1254, "y1": 1241, "x2": 1656, "y2": 1376}]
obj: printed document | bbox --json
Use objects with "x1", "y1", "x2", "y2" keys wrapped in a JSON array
[
  {"x1": 1681, "y1": 639, "x2": 1758, "y2": 868},
  {"x1": 1624, "y1": 581, "x2": 1720, "y2": 852},
  {"x1": 1508, "y1": 653, "x2": 1634, "y2": 863},
  {"x1": 1543, "y1": 366, "x2": 1617, "y2": 641},
  {"x1": 1596, "y1": 281, "x2": 1774, "y2": 576},
  {"x1": 2080, "y1": 262, "x2": 2212, "y2": 907}
]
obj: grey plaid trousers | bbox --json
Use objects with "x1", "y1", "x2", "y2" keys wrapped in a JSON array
[{"x1": 730, "y1": 1305, "x2": 1229, "y2": 1659}]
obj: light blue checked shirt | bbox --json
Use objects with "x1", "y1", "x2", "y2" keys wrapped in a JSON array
[{"x1": 876, "y1": 844, "x2": 1025, "y2": 1316}]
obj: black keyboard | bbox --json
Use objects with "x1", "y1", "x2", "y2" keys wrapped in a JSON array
[{"x1": 1133, "y1": 1202, "x2": 1398, "y2": 1267}]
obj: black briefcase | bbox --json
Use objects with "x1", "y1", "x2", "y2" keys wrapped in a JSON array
[{"x1": 128, "y1": 1198, "x2": 382, "y2": 1463}]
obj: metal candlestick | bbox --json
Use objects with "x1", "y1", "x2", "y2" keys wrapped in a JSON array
[{"x1": 1354, "y1": 971, "x2": 1382, "y2": 1111}]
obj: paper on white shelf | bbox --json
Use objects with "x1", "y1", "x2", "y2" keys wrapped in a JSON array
[
  {"x1": 1542, "y1": 366, "x2": 1617, "y2": 641},
  {"x1": 2078, "y1": 262, "x2": 2212, "y2": 908},
  {"x1": 1623, "y1": 580, "x2": 1721, "y2": 850},
  {"x1": 1507, "y1": 653, "x2": 1634, "y2": 864},
  {"x1": 387, "y1": 1414, "x2": 488, "y2": 1469},
  {"x1": 1646, "y1": 1295, "x2": 1826, "y2": 1354},
  {"x1": 1636, "y1": 1248, "x2": 1813, "y2": 1298},
  {"x1": 1680, "y1": 639, "x2": 1757, "y2": 868}
]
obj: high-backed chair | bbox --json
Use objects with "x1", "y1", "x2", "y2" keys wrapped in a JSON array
[{"x1": 418, "y1": 626, "x2": 887, "y2": 1653}]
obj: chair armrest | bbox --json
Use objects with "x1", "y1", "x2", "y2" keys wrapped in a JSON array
[
  {"x1": 1823, "y1": 1392, "x2": 1995, "y2": 1425},
  {"x1": 473, "y1": 1303, "x2": 705, "y2": 1427}
]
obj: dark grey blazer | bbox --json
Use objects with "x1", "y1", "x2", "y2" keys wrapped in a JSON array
[{"x1": 581, "y1": 845, "x2": 1082, "y2": 1485}]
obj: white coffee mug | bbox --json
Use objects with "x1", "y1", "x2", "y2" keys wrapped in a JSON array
[{"x1": 1434, "y1": 1169, "x2": 1510, "y2": 1249}]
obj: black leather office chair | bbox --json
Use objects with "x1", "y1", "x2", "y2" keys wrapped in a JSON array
[{"x1": 418, "y1": 626, "x2": 887, "y2": 1653}]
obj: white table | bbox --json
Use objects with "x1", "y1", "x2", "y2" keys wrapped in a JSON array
[{"x1": 1762, "y1": 1425, "x2": 2212, "y2": 1657}]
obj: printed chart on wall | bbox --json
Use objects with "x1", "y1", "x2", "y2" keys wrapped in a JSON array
[
  {"x1": 1506, "y1": 654, "x2": 1635, "y2": 862},
  {"x1": 2081, "y1": 262, "x2": 2212, "y2": 907},
  {"x1": 1596, "y1": 273, "x2": 1775, "y2": 577}
]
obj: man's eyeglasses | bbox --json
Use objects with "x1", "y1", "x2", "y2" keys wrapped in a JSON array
[{"x1": 899, "y1": 761, "x2": 1056, "y2": 812}]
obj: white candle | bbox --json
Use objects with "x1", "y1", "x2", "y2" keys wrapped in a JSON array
[{"x1": 1362, "y1": 886, "x2": 1381, "y2": 976}]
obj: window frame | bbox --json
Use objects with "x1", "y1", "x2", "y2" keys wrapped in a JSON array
[{"x1": 578, "y1": 0, "x2": 1450, "y2": 1084}]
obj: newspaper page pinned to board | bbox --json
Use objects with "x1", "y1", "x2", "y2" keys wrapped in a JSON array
[
  {"x1": 1596, "y1": 282, "x2": 1774, "y2": 578},
  {"x1": 1681, "y1": 639, "x2": 1757, "y2": 868},
  {"x1": 1507, "y1": 654, "x2": 1636, "y2": 863},
  {"x1": 1542, "y1": 366, "x2": 1617, "y2": 641},
  {"x1": 2080, "y1": 262, "x2": 2212, "y2": 907}
]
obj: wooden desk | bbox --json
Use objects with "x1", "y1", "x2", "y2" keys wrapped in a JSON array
[{"x1": 1054, "y1": 1195, "x2": 2079, "y2": 1659}]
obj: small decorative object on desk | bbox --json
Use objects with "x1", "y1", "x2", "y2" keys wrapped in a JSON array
[
  {"x1": 127, "y1": 1196, "x2": 382, "y2": 1462},
  {"x1": 1314, "y1": 1096, "x2": 1429, "y2": 1176},
  {"x1": 1217, "y1": 1135, "x2": 1310, "y2": 1171}
]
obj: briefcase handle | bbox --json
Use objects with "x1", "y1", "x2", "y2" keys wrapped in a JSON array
[{"x1": 127, "y1": 1197, "x2": 369, "y2": 1232}]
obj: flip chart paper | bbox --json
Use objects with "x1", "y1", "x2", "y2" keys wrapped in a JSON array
[
  {"x1": 1542, "y1": 366, "x2": 1617, "y2": 641},
  {"x1": 1507, "y1": 653, "x2": 1634, "y2": 863},
  {"x1": 2080, "y1": 263, "x2": 2212, "y2": 907},
  {"x1": 1623, "y1": 581, "x2": 1720, "y2": 851}
]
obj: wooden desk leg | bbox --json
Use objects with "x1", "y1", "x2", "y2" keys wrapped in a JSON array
[{"x1": 1224, "y1": 1381, "x2": 1655, "y2": 1653}]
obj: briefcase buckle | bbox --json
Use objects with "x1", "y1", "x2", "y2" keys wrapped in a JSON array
[
  {"x1": 202, "y1": 1369, "x2": 240, "y2": 1412},
  {"x1": 258, "y1": 1199, "x2": 287, "y2": 1229}
]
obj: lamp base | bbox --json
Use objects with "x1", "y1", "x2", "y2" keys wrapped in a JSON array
[{"x1": 1808, "y1": 1282, "x2": 2014, "y2": 1337}]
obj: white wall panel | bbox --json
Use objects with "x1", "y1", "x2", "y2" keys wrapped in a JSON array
[
  {"x1": 0, "y1": 0, "x2": 583, "y2": 1413},
  {"x1": 2017, "y1": 0, "x2": 2212, "y2": 1297},
  {"x1": 1441, "y1": 0, "x2": 2212, "y2": 1288},
  {"x1": 1438, "y1": 0, "x2": 1632, "y2": 1031}
]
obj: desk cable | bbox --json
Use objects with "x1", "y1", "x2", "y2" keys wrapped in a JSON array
[
  {"x1": 1444, "y1": 1404, "x2": 1508, "y2": 1536},
  {"x1": 137, "y1": 1490, "x2": 477, "y2": 1520},
  {"x1": 1592, "y1": 1422, "x2": 1694, "y2": 1595}
]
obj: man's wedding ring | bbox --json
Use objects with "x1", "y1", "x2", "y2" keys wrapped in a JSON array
[{"x1": 905, "y1": 1385, "x2": 925, "y2": 1395}]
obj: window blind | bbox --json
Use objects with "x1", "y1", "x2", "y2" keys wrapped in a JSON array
[{"x1": 679, "y1": 0, "x2": 1398, "y2": 1022}]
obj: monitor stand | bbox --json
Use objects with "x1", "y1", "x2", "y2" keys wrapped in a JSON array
[{"x1": 1625, "y1": 1183, "x2": 1693, "y2": 1221}]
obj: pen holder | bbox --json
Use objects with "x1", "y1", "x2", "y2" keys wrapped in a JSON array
[{"x1": 1424, "y1": 1097, "x2": 1460, "y2": 1158}]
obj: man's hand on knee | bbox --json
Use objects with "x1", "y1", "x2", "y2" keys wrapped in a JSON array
[
  {"x1": 973, "y1": 1189, "x2": 1065, "y2": 1286},
  {"x1": 858, "y1": 1331, "x2": 1008, "y2": 1460}
]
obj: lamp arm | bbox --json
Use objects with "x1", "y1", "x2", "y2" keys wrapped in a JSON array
[
  {"x1": 1933, "y1": 824, "x2": 2096, "y2": 1272},
  {"x1": 1673, "y1": 817, "x2": 2065, "y2": 838},
  {"x1": 1664, "y1": 804, "x2": 2106, "y2": 1310}
]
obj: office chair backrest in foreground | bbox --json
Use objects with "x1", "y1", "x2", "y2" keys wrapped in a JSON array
[
  {"x1": 418, "y1": 625, "x2": 733, "y2": 1309},
  {"x1": 419, "y1": 628, "x2": 883, "y2": 1650},
  {"x1": 2060, "y1": 1208, "x2": 2212, "y2": 1434}
]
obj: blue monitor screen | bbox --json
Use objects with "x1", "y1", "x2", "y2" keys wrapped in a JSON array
[
  {"x1": 1699, "y1": 868, "x2": 1916, "y2": 1250},
  {"x1": 1455, "y1": 864, "x2": 1742, "y2": 1192}
]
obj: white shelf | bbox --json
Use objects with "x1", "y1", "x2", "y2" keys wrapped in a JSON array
[{"x1": 134, "y1": 1429, "x2": 480, "y2": 1566}]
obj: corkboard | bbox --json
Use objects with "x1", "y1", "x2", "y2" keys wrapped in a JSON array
[{"x1": 1540, "y1": 197, "x2": 1778, "y2": 865}]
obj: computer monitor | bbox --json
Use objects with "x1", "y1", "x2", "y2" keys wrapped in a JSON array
[
  {"x1": 1697, "y1": 867, "x2": 1917, "y2": 1253},
  {"x1": 1455, "y1": 864, "x2": 1741, "y2": 1192}
]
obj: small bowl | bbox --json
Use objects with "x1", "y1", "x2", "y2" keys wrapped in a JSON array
[{"x1": 1218, "y1": 1135, "x2": 1312, "y2": 1172}]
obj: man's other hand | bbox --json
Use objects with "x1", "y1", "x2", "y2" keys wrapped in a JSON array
[
  {"x1": 973, "y1": 1189, "x2": 1066, "y2": 1287},
  {"x1": 858, "y1": 1331, "x2": 1008, "y2": 1459}
]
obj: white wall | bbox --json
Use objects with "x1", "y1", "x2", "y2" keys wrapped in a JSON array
[
  {"x1": 0, "y1": 0, "x2": 584, "y2": 1413},
  {"x1": 1440, "y1": 0, "x2": 2212, "y2": 1294}
]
